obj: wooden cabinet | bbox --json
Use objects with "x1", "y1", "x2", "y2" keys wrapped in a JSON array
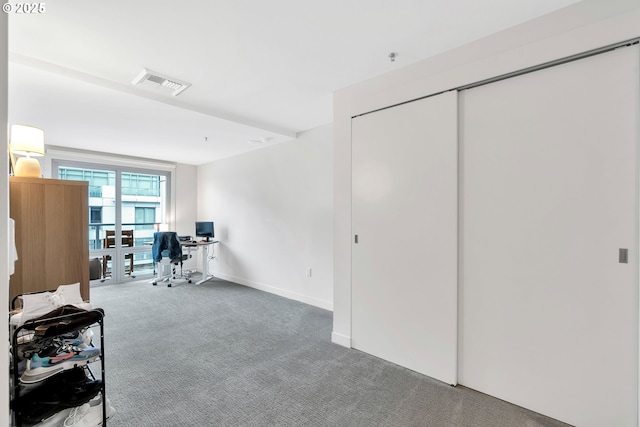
[{"x1": 9, "y1": 177, "x2": 89, "y2": 303}]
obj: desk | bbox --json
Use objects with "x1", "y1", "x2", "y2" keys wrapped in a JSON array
[{"x1": 180, "y1": 240, "x2": 218, "y2": 285}]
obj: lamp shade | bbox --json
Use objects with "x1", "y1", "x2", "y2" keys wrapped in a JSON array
[{"x1": 10, "y1": 124, "x2": 45, "y2": 156}]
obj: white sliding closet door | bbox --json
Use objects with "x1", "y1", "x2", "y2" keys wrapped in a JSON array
[
  {"x1": 352, "y1": 91, "x2": 458, "y2": 385},
  {"x1": 460, "y1": 46, "x2": 638, "y2": 426}
]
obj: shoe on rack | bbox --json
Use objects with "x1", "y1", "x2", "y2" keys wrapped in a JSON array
[
  {"x1": 21, "y1": 347, "x2": 101, "y2": 384},
  {"x1": 18, "y1": 334, "x2": 92, "y2": 375},
  {"x1": 34, "y1": 407, "x2": 73, "y2": 426},
  {"x1": 71, "y1": 328, "x2": 94, "y2": 348},
  {"x1": 33, "y1": 307, "x2": 104, "y2": 338},
  {"x1": 15, "y1": 368, "x2": 103, "y2": 424},
  {"x1": 64, "y1": 396, "x2": 115, "y2": 427},
  {"x1": 57, "y1": 328, "x2": 93, "y2": 348}
]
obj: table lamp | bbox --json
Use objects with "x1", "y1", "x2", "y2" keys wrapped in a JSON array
[{"x1": 10, "y1": 124, "x2": 45, "y2": 177}]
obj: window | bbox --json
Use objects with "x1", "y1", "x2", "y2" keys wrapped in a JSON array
[
  {"x1": 56, "y1": 163, "x2": 170, "y2": 282},
  {"x1": 135, "y1": 207, "x2": 155, "y2": 224},
  {"x1": 60, "y1": 167, "x2": 114, "y2": 197},
  {"x1": 122, "y1": 173, "x2": 160, "y2": 197},
  {"x1": 90, "y1": 207, "x2": 102, "y2": 224}
]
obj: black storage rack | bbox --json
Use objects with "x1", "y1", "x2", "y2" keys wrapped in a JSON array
[{"x1": 9, "y1": 306, "x2": 107, "y2": 426}]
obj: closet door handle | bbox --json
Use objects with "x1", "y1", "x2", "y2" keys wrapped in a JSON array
[
  {"x1": 620, "y1": 248, "x2": 628, "y2": 263},
  {"x1": 354, "y1": 235, "x2": 359, "y2": 244}
]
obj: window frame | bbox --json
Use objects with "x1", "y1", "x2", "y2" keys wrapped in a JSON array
[{"x1": 52, "y1": 158, "x2": 174, "y2": 282}]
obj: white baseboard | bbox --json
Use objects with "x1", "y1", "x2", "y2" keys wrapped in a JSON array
[
  {"x1": 331, "y1": 331, "x2": 351, "y2": 348},
  {"x1": 213, "y1": 272, "x2": 333, "y2": 311}
]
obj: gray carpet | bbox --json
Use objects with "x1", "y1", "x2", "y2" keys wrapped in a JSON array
[{"x1": 89, "y1": 277, "x2": 570, "y2": 427}]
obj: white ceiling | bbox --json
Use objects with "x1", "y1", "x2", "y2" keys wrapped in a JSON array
[{"x1": 8, "y1": 0, "x2": 580, "y2": 165}]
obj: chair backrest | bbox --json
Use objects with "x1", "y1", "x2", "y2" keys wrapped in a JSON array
[
  {"x1": 152, "y1": 231, "x2": 182, "y2": 263},
  {"x1": 104, "y1": 229, "x2": 134, "y2": 248}
]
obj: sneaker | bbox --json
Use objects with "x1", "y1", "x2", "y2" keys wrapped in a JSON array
[
  {"x1": 64, "y1": 396, "x2": 115, "y2": 426},
  {"x1": 15, "y1": 368, "x2": 103, "y2": 424},
  {"x1": 59, "y1": 328, "x2": 93, "y2": 348},
  {"x1": 34, "y1": 408, "x2": 73, "y2": 426},
  {"x1": 21, "y1": 347, "x2": 101, "y2": 384},
  {"x1": 18, "y1": 334, "x2": 91, "y2": 374}
]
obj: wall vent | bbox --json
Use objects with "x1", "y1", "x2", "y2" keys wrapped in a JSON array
[{"x1": 131, "y1": 68, "x2": 191, "y2": 96}]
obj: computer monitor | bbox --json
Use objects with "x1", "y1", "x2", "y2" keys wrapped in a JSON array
[{"x1": 195, "y1": 221, "x2": 214, "y2": 241}]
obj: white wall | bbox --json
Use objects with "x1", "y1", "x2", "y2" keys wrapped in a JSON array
[
  {"x1": 1, "y1": 10, "x2": 10, "y2": 427},
  {"x1": 197, "y1": 124, "x2": 333, "y2": 310},
  {"x1": 333, "y1": 0, "x2": 640, "y2": 345},
  {"x1": 174, "y1": 162, "x2": 197, "y2": 236}
]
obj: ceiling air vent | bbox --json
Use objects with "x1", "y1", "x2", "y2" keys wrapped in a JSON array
[{"x1": 131, "y1": 68, "x2": 191, "y2": 96}]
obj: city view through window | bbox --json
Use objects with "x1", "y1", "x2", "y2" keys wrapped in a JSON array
[{"x1": 58, "y1": 166, "x2": 167, "y2": 281}]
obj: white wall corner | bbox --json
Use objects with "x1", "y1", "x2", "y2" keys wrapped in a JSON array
[
  {"x1": 331, "y1": 331, "x2": 351, "y2": 348},
  {"x1": 197, "y1": 126, "x2": 333, "y2": 312},
  {"x1": 174, "y1": 163, "x2": 198, "y2": 236},
  {"x1": 331, "y1": 91, "x2": 353, "y2": 346},
  {"x1": 215, "y1": 272, "x2": 333, "y2": 311}
]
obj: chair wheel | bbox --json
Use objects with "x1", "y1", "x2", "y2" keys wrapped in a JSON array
[
  {"x1": 168, "y1": 283, "x2": 172, "y2": 287},
  {"x1": 152, "y1": 282, "x2": 157, "y2": 286}
]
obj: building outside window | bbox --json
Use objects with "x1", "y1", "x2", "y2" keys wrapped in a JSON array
[{"x1": 57, "y1": 165, "x2": 169, "y2": 281}]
